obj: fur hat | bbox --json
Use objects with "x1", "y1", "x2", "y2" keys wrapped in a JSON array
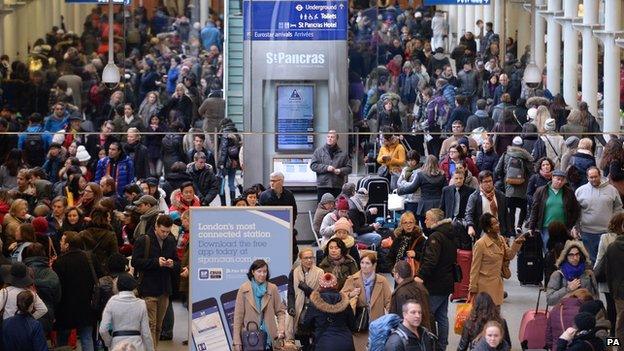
[
  {"x1": 574, "y1": 312, "x2": 596, "y2": 331},
  {"x1": 556, "y1": 240, "x2": 592, "y2": 267},
  {"x1": 544, "y1": 118, "x2": 556, "y2": 132},
  {"x1": 335, "y1": 195, "x2": 349, "y2": 211},
  {"x1": 334, "y1": 217, "x2": 352, "y2": 234},
  {"x1": 319, "y1": 273, "x2": 338, "y2": 290}
]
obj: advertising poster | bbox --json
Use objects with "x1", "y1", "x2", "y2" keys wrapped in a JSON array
[
  {"x1": 189, "y1": 207, "x2": 293, "y2": 351},
  {"x1": 276, "y1": 84, "x2": 315, "y2": 152}
]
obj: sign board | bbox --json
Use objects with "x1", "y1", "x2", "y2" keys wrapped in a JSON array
[
  {"x1": 189, "y1": 207, "x2": 293, "y2": 351},
  {"x1": 243, "y1": 0, "x2": 348, "y2": 41},
  {"x1": 66, "y1": 0, "x2": 131, "y2": 4},
  {"x1": 276, "y1": 84, "x2": 315, "y2": 152},
  {"x1": 272, "y1": 157, "x2": 316, "y2": 186},
  {"x1": 424, "y1": 0, "x2": 490, "y2": 4}
]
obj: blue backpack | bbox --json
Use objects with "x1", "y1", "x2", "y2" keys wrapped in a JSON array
[{"x1": 368, "y1": 313, "x2": 406, "y2": 351}]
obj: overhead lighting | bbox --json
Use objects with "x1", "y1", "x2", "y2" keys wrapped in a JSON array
[{"x1": 102, "y1": 0, "x2": 120, "y2": 87}]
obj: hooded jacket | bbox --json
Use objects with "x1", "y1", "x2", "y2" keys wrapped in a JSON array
[
  {"x1": 575, "y1": 179, "x2": 623, "y2": 234},
  {"x1": 494, "y1": 146, "x2": 534, "y2": 198},
  {"x1": 94, "y1": 152, "x2": 135, "y2": 197},
  {"x1": 568, "y1": 152, "x2": 596, "y2": 188},
  {"x1": 384, "y1": 323, "x2": 437, "y2": 351},
  {"x1": 302, "y1": 290, "x2": 355, "y2": 351},
  {"x1": 389, "y1": 277, "x2": 431, "y2": 330},
  {"x1": 417, "y1": 219, "x2": 457, "y2": 295},
  {"x1": 347, "y1": 195, "x2": 376, "y2": 235},
  {"x1": 23, "y1": 255, "x2": 61, "y2": 333},
  {"x1": 466, "y1": 110, "x2": 495, "y2": 132},
  {"x1": 186, "y1": 163, "x2": 220, "y2": 206},
  {"x1": 546, "y1": 241, "x2": 598, "y2": 306}
]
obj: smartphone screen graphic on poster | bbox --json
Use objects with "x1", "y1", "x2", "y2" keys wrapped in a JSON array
[{"x1": 189, "y1": 207, "x2": 293, "y2": 350}]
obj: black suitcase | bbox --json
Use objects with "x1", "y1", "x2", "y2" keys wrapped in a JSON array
[
  {"x1": 517, "y1": 233, "x2": 544, "y2": 285},
  {"x1": 356, "y1": 175, "x2": 390, "y2": 205}
]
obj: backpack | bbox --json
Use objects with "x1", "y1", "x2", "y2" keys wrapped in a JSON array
[
  {"x1": 368, "y1": 313, "x2": 407, "y2": 351},
  {"x1": 505, "y1": 155, "x2": 526, "y2": 185},
  {"x1": 24, "y1": 127, "x2": 45, "y2": 167},
  {"x1": 427, "y1": 96, "x2": 449, "y2": 130},
  {"x1": 227, "y1": 142, "x2": 240, "y2": 160}
]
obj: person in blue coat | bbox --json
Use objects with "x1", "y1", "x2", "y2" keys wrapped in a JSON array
[
  {"x1": 200, "y1": 20, "x2": 222, "y2": 51},
  {"x1": 94, "y1": 142, "x2": 135, "y2": 197},
  {"x1": 43, "y1": 103, "x2": 69, "y2": 133},
  {"x1": 2, "y1": 290, "x2": 49, "y2": 351}
]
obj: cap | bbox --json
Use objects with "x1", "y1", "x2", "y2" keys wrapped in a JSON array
[
  {"x1": 457, "y1": 136, "x2": 470, "y2": 147},
  {"x1": 133, "y1": 195, "x2": 158, "y2": 206},
  {"x1": 335, "y1": 195, "x2": 349, "y2": 211},
  {"x1": 320, "y1": 193, "x2": 336, "y2": 205},
  {"x1": 68, "y1": 113, "x2": 82, "y2": 121},
  {"x1": 414, "y1": 11, "x2": 422, "y2": 18},
  {"x1": 319, "y1": 273, "x2": 338, "y2": 290},
  {"x1": 512, "y1": 136, "x2": 523, "y2": 146},
  {"x1": 76, "y1": 145, "x2": 91, "y2": 162},
  {"x1": 144, "y1": 177, "x2": 159, "y2": 187},
  {"x1": 552, "y1": 170, "x2": 566, "y2": 178},
  {"x1": 565, "y1": 136, "x2": 580, "y2": 148}
]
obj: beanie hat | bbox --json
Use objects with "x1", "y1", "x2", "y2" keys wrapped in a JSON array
[
  {"x1": 574, "y1": 312, "x2": 596, "y2": 331},
  {"x1": 335, "y1": 195, "x2": 349, "y2": 211},
  {"x1": 32, "y1": 216, "x2": 49, "y2": 234},
  {"x1": 544, "y1": 118, "x2": 556, "y2": 132},
  {"x1": 334, "y1": 217, "x2": 352, "y2": 233},
  {"x1": 579, "y1": 300, "x2": 604, "y2": 316},
  {"x1": 527, "y1": 107, "x2": 538, "y2": 120},
  {"x1": 76, "y1": 145, "x2": 91, "y2": 162},
  {"x1": 512, "y1": 136, "x2": 523, "y2": 146},
  {"x1": 320, "y1": 193, "x2": 336, "y2": 205},
  {"x1": 457, "y1": 136, "x2": 470, "y2": 148},
  {"x1": 319, "y1": 273, "x2": 338, "y2": 290},
  {"x1": 116, "y1": 273, "x2": 138, "y2": 292},
  {"x1": 565, "y1": 136, "x2": 580, "y2": 149}
]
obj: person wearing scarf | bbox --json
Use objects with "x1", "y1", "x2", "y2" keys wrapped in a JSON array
[
  {"x1": 546, "y1": 240, "x2": 599, "y2": 306},
  {"x1": 233, "y1": 259, "x2": 286, "y2": 351},
  {"x1": 318, "y1": 237, "x2": 358, "y2": 291}
]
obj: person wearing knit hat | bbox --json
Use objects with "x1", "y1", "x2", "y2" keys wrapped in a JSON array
[
  {"x1": 544, "y1": 118, "x2": 556, "y2": 132},
  {"x1": 312, "y1": 193, "x2": 336, "y2": 235},
  {"x1": 319, "y1": 195, "x2": 352, "y2": 246},
  {"x1": 341, "y1": 182, "x2": 356, "y2": 198},
  {"x1": 76, "y1": 145, "x2": 91, "y2": 163},
  {"x1": 320, "y1": 193, "x2": 335, "y2": 206},
  {"x1": 327, "y1": 217, "x2": 360, "y2": 264},
  {"x1": 512, "y1": 136, "x2": 523, "y2": 146},
  {"x1": 318, "y1": 272, "x2": 338, "y2": 291},
  {"x1": 348, "y1": 188, "x2": 383, "y2": 249},
  {"x1": 31, "y1": 217, "x2": 49, "y2": 235},
  {"x1": 527, "y1": 107, "x2": 538, "y2": 121}
]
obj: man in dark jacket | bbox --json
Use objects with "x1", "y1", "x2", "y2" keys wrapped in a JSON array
[
  {"x1": 416, "y1": 208, "x2": 456, "y2": 351},
  {"x1": 133, "y1": 195, "x2": 163, "y2": 240},
  {"x1": 186, "y1": 134, "x2": 216, "y2": 171},
  {"x1": 390, "y1": 261, "x2": 431, "y2": 330},
  {"x1": 466, "y1": 170, "x2": 512, "y2": 237},
  {"x1": 53, "y1": 231, "x2": 100, "y2": 350},
  {"x1": 94, "y1": 142, "x2": 135, "y2": 197},
  {"x1": 132, "y1": 214, "x2": 180, "y2": 349},
  {"x1": 310, "y1": 130, "x2": 352, "y2": 202},
  {"x1": 123, "y1": 128, "x2": 150, "y2": 180},
  {"x1": 440, "y1": 171, "x2": 474, "y2": 220},
  {"x1": 385, "y1": 300, "x2": 437, "y2": 351},
  {"x1": 187, "y1": 152, "x2": 220, "y2": 206},
  {"x1": 528, "y1": 170, "x2": 581, "y2": 252}
]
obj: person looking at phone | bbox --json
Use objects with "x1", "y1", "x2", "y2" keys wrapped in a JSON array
[
  {"x1": 546, "y1": 240, "x2": 598, "y2": 306},
  {"x1": 557, "y1": 312, "x2": 605, "y2": 351},
  {"x1": 469, "y1": 213, "x2": 525, "y2": 307},
  {"x1": 131, "y1": 214, "x2": 180, "y2": 348},
  {"x1": 233, "y1": 259, "x2": 286, "y2": 351}
]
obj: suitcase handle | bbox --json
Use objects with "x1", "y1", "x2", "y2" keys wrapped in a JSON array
[{"x1": 534, "y1": 288, "x2": 549, "y2": 314}]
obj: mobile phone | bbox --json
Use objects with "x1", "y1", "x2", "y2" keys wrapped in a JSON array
[
  {"x1": 191, "y1": 297, "x2": 230, "y2": 351},
  {"x1": 219, "y1": 289, "x2": 239, "y2": 340}
]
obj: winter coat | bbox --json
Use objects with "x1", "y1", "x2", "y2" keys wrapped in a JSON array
[
  {"x1": 52, "y1": 249, "x2": 98, "y2": 328},
  {"x1": 286, "y1": 264, "x2": 324, "y2": 338},
  {"x1": 389, "y1": 278, "x2": 431, "y2": 329},
  {"x1": 476, "y1": 149, "x2": 499, "y2": 173},
  {"x1": 388, "y1": 229, "x2": 426, "y2": 268},
  {"x1": 160, "y1": 95, "x2": 194, "y2": 128},
  {"x1": 446, "y1": 106, "x2": 472, "y2": 131},
  {"x1": 23, "y1": 256, "x2": 61, "y2": 333},
  {"x1": 528, "y1": 183, "x2": 580, "y2": 231},
  {"x1": 384, "y1": 323, "x2": 437, "y2": 351},
  {"x1": 310, "y1": 144, "x2": 352, "y2": 189},
  {"x1": 491, "y1": 102, "x2": 514, "y2": 124},
  {"x1": 398, "y1": 167, "x2": 421, "y2": 204},
  {"x1": 494, "y1": 146, "x2": 534, "y2": 198},
  {"x1": 575, "y1": 179, "x2": 623, "y2": 234},
  {"x1": 440, "y1": 136, "x2": 479, "y2": 159},
  {"x1": 347, "y1": 201, "x2": 377, "y2": 236},
  {"x1": 466, "y1": 189, "x2": 512, "y2": 236},
  {"x1": 398, "y1": 73, "x2": 420, "y2": 104},
  {"x1": 123, "y1": 141, "x2": 150, "y2": 180},
  {"x1": 160, "y1": 134, "x2": 186, "y2": 175},
  {"x1": 198, "y1": 96, "x2": 225, "y2": 133},
  {"x1": 112, "y1": 116, "x2": 145, "y2": 140},
  {"x1": 492, "y1": 121, "x2": 522, "y2": 156},
  {"x1": 417, "y1": 219, "x2": 457, "y2": 295},
  {"x1": 186, "y1": 163, "x2": 220, "y2": 205},
  {"x1": 594, "y1": 232, "x2": 617, "y2": 293},
  {"x1": 99, "y1": 291, "x2": 155, "y2": 351},
  {"x1": 439, "y1": 156, "x2": 479, "y2": 182},
  {"x1": 472, "y1": 338, "x2": 511, "y2": 351},
  {"x1": 144, "y1": 124, "x2": 166, "y2": 159},
  {"x1": 2, "y1": 213, "x2": 28, "y2": 253},
  {"x1": 161, "y1": 171, "x2": 194, "y2": 202},
  {"x1": 602, "y1": 235, "x2": 624, "y2": 300},
  {"x1": 94, "y1": 155, "x2": 135, "y2": 197},
  {"x1": 377, "y1": 141, "x2": 407, "y2": 174},
  {"x1": 546, "y1": 297, "x2": 584, "y2": 351},
  {"x1": 470, "y1": 233, "x2": 522, "y2": 305},
  {"x1": 546, "y1": 241, "x2": 598, "y2": 306},
  {"x1": 218, "y1": 132, "x2": 241, "y2": 170},
  {"x1": 131, "y1": 231, "x2": 180, "y2": 297},
  {"x1": 458, "y1": 318, "x2": 511, "y2": 351},
  {"x1": 466, "y1": 110, "x2": 494, "y2": 132},
  {"x1": 341, "y1": 272, "x2": 392, "y2": 350},
  {"x1": 532, "y1": 134, "x2": 566, "y2": 169},
  {"x1": 457, "y1": 69, "x2": 478, "y2": 97},
  {"x1": 79, "y1": 225, "x2": 118, "y2": 274},
  {"x1": 137, "y1": 101, "x2": 161, "y2": 127},
  {"x1": 232, "y1": 281, "x2": 286, "y2": 349},
  {"x1": 527, "y1": 174, "x2": 550, "y2": 207},
  {"x1": 397, "y1": 172, "x2": 446, "y2": 216},
  {"x1": 302, "y1": 290, "x2": 355, "y2": 351},
  {"x1": 169, "y1": 190, "x2": 201, "y2": 213},
  {"x1": 2, "y1": 314, "x2": 49, "y2": 351},
  {"x1": 556, "y1": 333, "x2": 605, "y2": 351},
  {"x1": 559, "y1": 123, "x2": 586, "y2": 140},
  {"x1": 567, "y1": 152, "x2": 596, "y2": 189},
  {"x1": 313, "y1": 204, "x2": 332, "y2": 235},
  {"x1": 318, "y1": 255, "x2": 358, "y2": 291}
]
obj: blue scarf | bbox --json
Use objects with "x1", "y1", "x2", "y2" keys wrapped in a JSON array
[
  {"x1": 561, "y1": 261, "x2": 586, "y2": 281},
  {"x1": 363, "y1": 273, "x2": 375, "y2": 304},
  {"x1": 251, "y1": 279, "x2": 269, "y2": 347}
]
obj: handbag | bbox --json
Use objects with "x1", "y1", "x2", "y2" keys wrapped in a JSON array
[
  {"x1": 241, "y1": 321, "x2": 267, "y2": 351},
  {"x1": 273, "y1": 338, "x2": 300, "y2": 351},
  {"x1": 84, "y1": 252, "x2": 101, "y2": 311},
  {"x1": 388, "y1": 193, "x2": 405, "y2": 211},
  {"x1": 454, "y1": 302, "x2": 472, "y2": 335},
  {"x1": 354, "y1": 305, "x2": 370, "y2": 332},
  {"x1": 377, "y1": 165, "x2": 389, "y2": 178}
]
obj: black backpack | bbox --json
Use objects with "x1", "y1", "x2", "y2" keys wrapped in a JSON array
[
  {"x1": 505, "y1": 155, "x2": 526, "y2": 185},
  {"x1": 23, "y1": 127, "x2": 45, "y2": 167},
  {"x1": 227, "y1": 141, "x2": 240, "y2": 160}
]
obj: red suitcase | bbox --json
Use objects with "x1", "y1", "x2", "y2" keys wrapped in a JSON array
[
  {"x1": 451, "y1": 249, "x2": 472, "y2": 301},
  {"x1": 518, "y1": 289, "x2": 549, "y2": 349}
]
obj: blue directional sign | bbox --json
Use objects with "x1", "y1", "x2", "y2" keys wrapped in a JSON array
[
  {"x1": 243, "y1": 0, "x2": 348, "y2": 41},
  {"x1": 66, "y1": 0, "x2": 131, "y2": 4},
  {"x1": 424, "y1": 0, "x2": 490, "y2": 4}
]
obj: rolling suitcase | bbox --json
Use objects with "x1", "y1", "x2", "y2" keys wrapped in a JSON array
[
  {"x1": 356, "y1": 175, "x2": 390, "y2": 206},
  {"x1": 517, "y1": 232, "x2": 544, "y2": 285},
  {"x1": 518, "y1": 289, "x2": 549, "y2": 350},
  {"x1": 451, "y1": 249, "x2": 472, "y2": 301}
]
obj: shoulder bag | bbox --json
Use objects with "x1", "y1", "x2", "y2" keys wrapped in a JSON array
[
  {"x1": 83, "y1": 251, "x2": 101, "y2": 311},
  {"x1": 354, "y1": 304, "x2": 370, "y2": 332}
]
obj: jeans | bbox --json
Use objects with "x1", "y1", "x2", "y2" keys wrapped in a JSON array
[
  {"x1": 429, "y1": 294, "x2": 449, "y2": 351},
  {"x1": 57, "y1": 326, "x2": 93, "y2": 351},
  {"x1": 145, "y1": 294, "x2": 170, "y2": 348},
  {"x1": 356, "y1": 232, "x2": 382, "y2": 249},
  {"x1": 219, "y1": 167, "x2": 237, "y2": 205},
  {"x1": 581, "y1": 232, "x2": 603, "y2": 264},
  {"x1": 605, "y1": 292, "x2": 617, "y2": 337},
  {"x1": 540, "y1": 228, "x2": 550, "y2": 254}
]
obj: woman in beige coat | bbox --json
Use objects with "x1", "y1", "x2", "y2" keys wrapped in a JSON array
[
  {"x1": 341, "y1": 252, "x2": 392, "y2": 350},
  {"x1": 233, "y1": 259, "x2": 286, "y2": 351},
  {"x1": 287, "y1": 248, "x2": 324, "y2": 348},
  {"x1": 469, "y1": 213, "x2": 525, "y2": 306}
]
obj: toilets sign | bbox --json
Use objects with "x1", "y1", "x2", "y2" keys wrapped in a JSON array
[{"x1": 243, "y1": 0, "x2": 348, "y2": 41}]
